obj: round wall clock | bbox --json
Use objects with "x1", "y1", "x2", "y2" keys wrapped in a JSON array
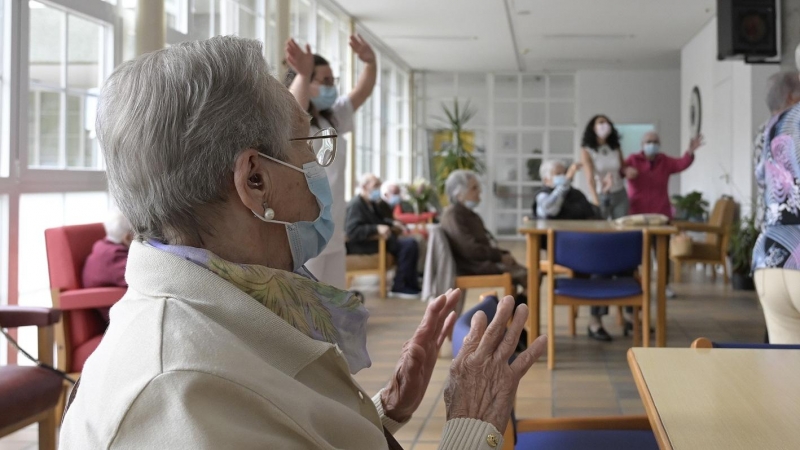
[{"x1": 689, "y1": 86, "x2": 702, "y2": 138}]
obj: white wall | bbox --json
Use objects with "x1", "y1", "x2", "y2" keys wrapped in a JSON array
[
  {"x1": 576, "y1": 69, "x2": 682, "y2": 194},
  {"x1": 680, "y1": 18, "x2": 779, "y2": 216}
]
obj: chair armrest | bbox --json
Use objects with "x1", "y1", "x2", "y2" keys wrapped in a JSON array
[
  {"x1": 58, "y1": 287, "x2": 127, "y2": 310},
  {"x1": 673, "y1": 221, "x2": 723, "y2": 234},
  {"x1": 0, "y1": 306, "x2": 61, "y2": 329}
]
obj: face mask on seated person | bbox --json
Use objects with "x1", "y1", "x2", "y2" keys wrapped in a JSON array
[
  {"x1": 369, "y1": 189, "x2": 382, "y2": 202},
  {"x1": 552, "y1": 175, "x2": 568, "y2": 187},
  {"x1": 311, "y1": 86, "x2": 338, "y2": 111},
  {"x1": 464, "y1": 200, "x2": 480, "y2": 210},
  {"x1": 644, "y1": 143, "x2": 660, "y2": 157},
  {"x1": 388, "y1": 194, "x2": 401, "y2": 206}
]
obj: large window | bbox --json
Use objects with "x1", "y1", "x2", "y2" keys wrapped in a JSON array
[
  {"x1": 28, "y1": 2, "x2": 110, "y2": 170},
  {"x1": 190, "y1": 0, "x2": 267, "y2": 42}
]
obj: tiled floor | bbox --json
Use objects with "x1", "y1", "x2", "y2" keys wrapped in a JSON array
[{"x1": 1, "y1": 242, "x2": 763, "y2": 449}]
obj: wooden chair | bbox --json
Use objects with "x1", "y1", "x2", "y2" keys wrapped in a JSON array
[
  {"x1": 671, "y1": 196, "x2": 736, "y2": 283},
  {"x1": 345, "y1": 235, "x2": 395, "y2": 298},
  {"x1": 0, "y1": 307, "x2": 63, "y2": 450},
  {"x1": 545, "y1": 230, "x2": 651, "y2": 369}
]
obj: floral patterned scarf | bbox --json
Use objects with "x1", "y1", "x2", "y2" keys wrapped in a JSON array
[{"x1": 148, "y1": 241, "x2": 371, "y2": 373}]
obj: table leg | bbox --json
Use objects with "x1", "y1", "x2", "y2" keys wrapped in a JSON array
[
  {"x1": 526, "y1": 234, "x2": 540, "y2": 345},
  {"x1": 656, "y1": 235, "x2": 668, "y2": 347}
]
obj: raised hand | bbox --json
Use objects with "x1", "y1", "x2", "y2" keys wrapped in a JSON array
[
  {"x1": 350, "y1": 34, "x2": 376, "y2": 64},
  {"x1": 688, "y1": 134, "x2": 705, "y2": 154},
  {"x1": 380, "y1": 289, "x2": 460, "y2": 422},
  {"x1": 444, "y1": 296, "x2": 547, "y2": 432},
  {"x1": 285, "y1": 39, "x2": 314, "y2": 78}
]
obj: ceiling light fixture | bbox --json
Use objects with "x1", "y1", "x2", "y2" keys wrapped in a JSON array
[
  {"x1": 542, "y1": 33, "x2": 636, "y2": 40},
  {"x1": 383, "y1": 35, "x2": 479, "y2": 41}
]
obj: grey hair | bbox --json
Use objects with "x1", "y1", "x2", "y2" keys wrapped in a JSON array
[
  {"x1": 539, "y1": 159, "x2": 566, "y2": 181},
  {"x1": 98, "y1": 36, "x2": 299, "y2": 243},
  {"x1": 358, "y1": 173, "x2": 379, "y2": 191},
  {"x1": 765, "y1": 71, "x2": 800, "y2": 113},
  {"x1": 104, "y1": 211, "x2": 132, "y2": 244},
  {"x1": 380, "y1": 180, "x2": 400, "y2": 196},
  {"x1": 445, "y1": 169, "x2": 479, "y2": 204}
]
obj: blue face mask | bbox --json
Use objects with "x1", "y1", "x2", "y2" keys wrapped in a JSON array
[
  {"x1": 644, "y1": 143, "x2": 660, "y2": 157},
  {"x1": 311, "y1": 85, "x2": 338, "y2": 112},
  {"x1": 388, "y1": 194, "x2": 402, "y2": 206},
  {"x1": 369, "y1": 189, "x2": 382, "y2": 202},
  {"x1": 253, "y1": 155, "x2": 335, "y2": 272},
  {"x1": 464, "y1": 200, "x2": 480, "y2": 210},
  {"x1": 552, "y1": 175, "x2": 568, "y2": 187}
]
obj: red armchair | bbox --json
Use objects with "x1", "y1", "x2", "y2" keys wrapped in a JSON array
[
  {"x1": 0, "y1": 306, "x2": 63, "y2": 449},
  {"x1": 44, "y1": 224, "x2": 126, "y2": 376}
]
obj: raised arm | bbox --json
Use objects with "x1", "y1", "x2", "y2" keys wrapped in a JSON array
[
  {"x1": 667, "y1": 134, "x2": 704, "y2": 174},
  {"x1": 580, "y1": 147, "x2": 599, "y2": 205},
  {"x1": 348, "y1": 35, "x2": 377, "y2": 111},
  {"x1": 285, "y1": 39, "x2": 314, "y2": 110}
]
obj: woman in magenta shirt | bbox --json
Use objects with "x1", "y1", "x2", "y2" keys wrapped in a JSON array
[{"x1": 625, "y1": 131, "x2": 704, "y2": 218}]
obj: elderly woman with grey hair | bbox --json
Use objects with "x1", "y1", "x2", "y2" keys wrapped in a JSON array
[
  {"x1": 58, "y1": 37, "x2": 547, "y2": 449},
  {"x1": 440, "y1": 170, "x2": 528, "y2": 295}
]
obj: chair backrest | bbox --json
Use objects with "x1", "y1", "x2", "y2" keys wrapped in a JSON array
[
  {"x1": 452, "y1": 295, "x2": 498, "y2": 357},
  {"x1": 44, "y1": 223, "x2": 106, "y2": 292},
  {"x1": 553, "y1": 231, "x2": 643, "y2": 276},
  {"x1": 705, "y1": 197, "x2": 736, "y2": 246},
  {"x1": 691, "y1": 337, "x2": 800, "y2": 349}
]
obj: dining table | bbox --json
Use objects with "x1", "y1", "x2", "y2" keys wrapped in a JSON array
[
  {"x1": 519, "y1": 219, "x2": 677, "y2": 347},
  {"x1": 627, "y1": 347, "x2": 800, "y2": 449}
]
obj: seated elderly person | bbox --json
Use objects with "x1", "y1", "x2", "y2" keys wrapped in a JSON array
[
  {"x1": 59, "y1": 37, "x2": 548, "y2": 449},
  {"x1": 346, "y1": 173, "x2": 421, "y2": 298},
  {"x1": 440, "y1": 170, "x2": 527, "y2": 292},
  {"x1": 534, "y1": 160, "x2": 616, "y2": 341},
  {"x1": 533, "y1": 160, "x2": 598, "y2": 220},
  {"x1": 82, "y1": 211, "x2": 133, "y2": 289}
]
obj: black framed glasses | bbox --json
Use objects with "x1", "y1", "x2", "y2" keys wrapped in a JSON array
[{"x1": 289, "y1": 127, "x2": 338, "y2": 167}]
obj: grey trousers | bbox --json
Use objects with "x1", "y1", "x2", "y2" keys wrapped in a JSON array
[{"x1": 599, "y1": 188, "x2": 630, "y2": 220}]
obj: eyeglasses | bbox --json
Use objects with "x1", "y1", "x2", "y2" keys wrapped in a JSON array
[{"x1": 289, "y1": 127, "x2": 338, "y2": 167}]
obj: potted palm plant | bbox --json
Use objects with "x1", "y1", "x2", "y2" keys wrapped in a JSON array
[
  {"x1": 433, "y1": 99, "x2": 485, "y2": 196},
  {"x1": 728, "y1": 215, "x2": 758, "y2": 290},
  {"x1": 671, "y1": 191, "x2": 709, "y2": 222}
]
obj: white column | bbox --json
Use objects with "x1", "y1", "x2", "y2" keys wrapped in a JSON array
[
  {"x1": 276, "y1": 0, "x2": 291, "y2": 81},
  {"x1": 135, "y1": 0, "x2": 166, "y2": 56}
]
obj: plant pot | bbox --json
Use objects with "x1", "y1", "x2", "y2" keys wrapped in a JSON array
[{"x1": 731, "y1": 272, "x2": 755, "y2": 291}]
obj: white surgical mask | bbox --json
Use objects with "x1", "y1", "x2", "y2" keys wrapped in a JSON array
[
  {"x1": 252, "y1": 155, "x2": 334, "y2": 272},
  {"x1": 595, "y1": 122, "x2": 612, "y2": 139},
  {"x1": 644, "y1": 143, "x2": 660, "y2": 157},
  {"x1": 464, "y1": 200, "x2": 480, "y2": 209}
]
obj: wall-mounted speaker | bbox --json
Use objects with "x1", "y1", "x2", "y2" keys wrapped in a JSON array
[{"x1": 717, "y1": 0, "x2": 781, "y2": 63}]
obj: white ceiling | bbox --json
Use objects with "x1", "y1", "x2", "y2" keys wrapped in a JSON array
[{"x1": 334, "y1": 0, "x2": 717, "y2": 72}]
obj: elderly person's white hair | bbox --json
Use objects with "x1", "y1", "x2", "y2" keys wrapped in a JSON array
[
  {"x1": 765, "y1": 71, "x2": 800, "y2": 113},
  {"x1": 380, "y1": 180, "x2": 400, "y2": 196},
  {"x1": 538, "y1": 159, "x2": 566, "y2": 182},
  {"x1": 104, "y1": 211, "x2": 132, "y2": 244},
  {"x1": 357, "y1": 173, "x2": 380, "y2": 193},
  {"x1": 97, "y1": 36, "x2": 298, "y2": 243},
  {"x1": 444, "y1": 169, "x2": 479, "y2": 204}
]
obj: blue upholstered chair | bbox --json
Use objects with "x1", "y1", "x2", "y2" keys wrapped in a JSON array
[
  {"x1": 691, "y1": 337, "x2": 800, "y2": 349},
  {"x1": 545, "y1": 230, "x2": 651, "y2": 369},
  {"x1": 452, "y1": 294, "x2": 658, "y2": 450}
]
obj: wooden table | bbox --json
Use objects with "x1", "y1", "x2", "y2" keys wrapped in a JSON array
[
  {"x1": 628, "y1": 348, "x2": 800, "y2": 450},
  {"x1": 519, "y1": 220, "x2": 677, "y2": 347}
]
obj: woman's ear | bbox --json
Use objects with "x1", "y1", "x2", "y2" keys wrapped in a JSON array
[{"x1": 233, "y1": 149, "x2": 268, "y2": 214}]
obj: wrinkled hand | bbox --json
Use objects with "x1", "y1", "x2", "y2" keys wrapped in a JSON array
[
  {"x1": 393, "y1": 220, "x2": 409, "y2": 234},
  {"x1": 445, "y1": 296, "x2": 547, "y2": 432},
  {"x1": 350, "y1": 34, "x2": 376, "y2": 64},
  {"x1": 623, "y1": 166, "x2": 639, "y2": 180},
  {"x1": 381, "y1": 289, "x2": 460, "y2": 422},
  {"x1": 377, "y1": 224, "x2": 392, "y2": 239},
  {"x1": 688, "y1": 134, "x2": 705, "y2": 154},
  {"x1": 566, "y1": 162, "x2": 582, "y2": 180},
  {"x1": 285, "y1": 39, "x2": 314, "y2": 78}
]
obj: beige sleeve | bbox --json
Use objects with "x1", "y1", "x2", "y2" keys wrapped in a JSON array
[
  {"x1": 438, "y1": 418, "x2": 504, "y2": 450},
  {"x1": 111, "y1": 371, "x2": 324, "y2": 449},
  {"x1": 372, "y1": 389, "x2": 408, "y2": 435}
]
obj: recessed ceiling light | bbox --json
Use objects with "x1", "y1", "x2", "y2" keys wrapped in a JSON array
[
  {"x1": 542, "y1": 34, "x2": 636, "y2": 40},
  {"x1": 383, "y1": 35, "x2": 479, "y2": 41}
]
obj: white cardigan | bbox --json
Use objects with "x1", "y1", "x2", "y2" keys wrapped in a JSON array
[{"x1": 59, "y1": 242, "x2": 502, "y2": 449}]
